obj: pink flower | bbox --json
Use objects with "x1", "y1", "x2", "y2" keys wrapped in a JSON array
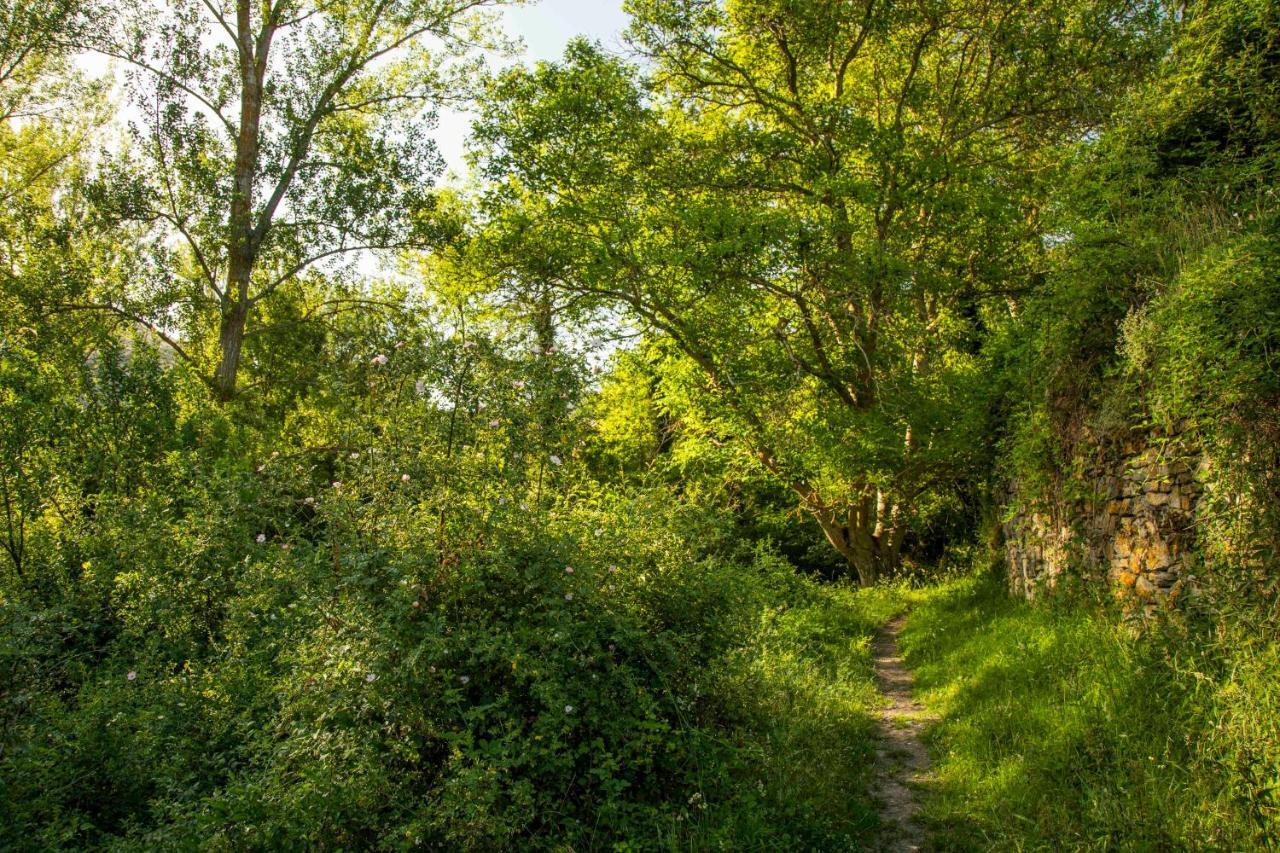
[
  {"x1": 371, "y1": 353, "x2": 389, "y2": 366},
  {"x1": 126, "y1": 671, "x2": 137, "y2": 681},
  {"x1": 489, "y1": 419, "x2": 501, "y2": 428}
]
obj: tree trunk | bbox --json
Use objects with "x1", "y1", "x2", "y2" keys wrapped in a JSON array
[
  {"x1": 811, "y1": 490, "x2": 904, "y2": 587},
  {"x1": 213, "y1": 299, "x2": 248, "y2": 401},
  {"x1": 212, "y1": 0, "x2": 263, "y2": 402}
]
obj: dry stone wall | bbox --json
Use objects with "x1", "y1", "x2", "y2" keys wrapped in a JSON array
[{"x1": 1003, "y1": 432, "x2": 1203, "y2": 615}]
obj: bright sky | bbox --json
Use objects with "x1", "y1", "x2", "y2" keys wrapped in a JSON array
[{"x1": 435, "y1": 0, "x2": 632, "y2": 180}]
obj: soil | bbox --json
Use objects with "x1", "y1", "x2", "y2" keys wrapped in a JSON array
[{"x1": 870, "y1": 614, "x2": 932, "y2": 852}]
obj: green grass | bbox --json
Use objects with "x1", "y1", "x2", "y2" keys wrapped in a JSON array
[{"x1": 899, "y1": 570, "x2": 1280, "y2": 851}]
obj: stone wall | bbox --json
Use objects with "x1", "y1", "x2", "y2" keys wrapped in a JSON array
[{"x1": 1003, "y1": 432, "x2": 1203, "y2": 615}]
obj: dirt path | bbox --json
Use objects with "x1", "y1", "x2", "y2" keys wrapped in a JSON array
[{"x1": 870, "y1": 614, "x2": 932, "y2": 852}]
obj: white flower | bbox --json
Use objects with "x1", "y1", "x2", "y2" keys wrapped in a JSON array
[
  {"x1": 429, "y1": 665, "x2": 436, "y2": 673},
  {"x1": 564, "y1": 566, "x2": 574, "y2": 574},
  {"x1": 256, "y1": 465, "x2": 265, "y2": 473},
  {"x1": 365, "y1": 673, "x2": 377, "y2": 683},
  {"x1": 462, "y1": 339, "x2": 476, "y2": 349},
  {"x1": 271, "y1": 451, "x2": 280, "y2": 458},
  {"x1": 594, "y1": 528, "x2": 604, "y2": 537},
  {"x1": 332, "y1": 481, "x2": 342, "y2": 489},
  {"x1": 126, "y1": 670, "x2": 137, "y2": 681},
  {"x1": 371, "y1": 353, "x2": 389, "y2": 365},
  {"x1": 512, "y1": 380, "x2": 526, "y2": 390},
  {"x1": 549, "y1": 454, "x2": 562, "y2": 466},
  {"x1": 519, "y1": 502, "x2": 529, "y2": 511},
  {"x1": 349, "y1": 451, "x2": 360, "y2": 460},
  {"x1": 401, "y1": 473, "x2": 411, "y2": 482},
  {"x1": 564, "y1": 592, "x2": 574, "y2": 601},
  {"x1": 415, "y1": 379, "x2": 427, "y2": 397},
  {"x1": 256, "y1": 533, "x2": 266, "y2": 544},
  {"x1": 304, "y1": 496, "x2": 315, "y2": 505},
  {"x1": 459, "y1": 675, "x2": 470, "y2": 684},
  {"x1": 564, "y1": 704, "x2": 574, "y2": 714}
]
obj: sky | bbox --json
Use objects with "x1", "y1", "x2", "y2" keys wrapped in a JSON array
[{"x1": 434, "y1": 0, "x2": 633, "y2": 179}]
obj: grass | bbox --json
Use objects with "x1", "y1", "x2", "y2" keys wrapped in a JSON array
[
  {"x1": 898, "y1": 569, "x2": 1280, "y2": 851},
  {"x1": 683, "y1": 580, "x2": 909, "y2": 849}
]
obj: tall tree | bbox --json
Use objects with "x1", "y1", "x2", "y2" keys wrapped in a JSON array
[
  {"x1": 89, "y1": 0, "x2": 509, "y2": 400},
  {"x1": 475, "y1": 0, "x2": 1163, "y2": 584}
]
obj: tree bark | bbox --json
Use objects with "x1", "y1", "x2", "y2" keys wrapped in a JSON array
[
  {"x1": 811, "y1": 491, "x2": 904, "y2": 587},
  {"x1": 214, "y1": 0, "x2": 264, "y2": 401},
  {"x1": 214, "y1": 299, "x2": 249, "y2": 401}
]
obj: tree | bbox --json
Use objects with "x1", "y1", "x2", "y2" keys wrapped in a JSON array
[
  {"x1": 88, "y1": 0, "x2": 510, "y2": 400},
  {"x1": 474, "y1": 0, "x2": 1162, "y2": 584}
]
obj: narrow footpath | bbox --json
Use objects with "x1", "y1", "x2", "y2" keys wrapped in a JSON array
[{"x1": 870, "y1": 614, "x2": 932, "y2": 852}]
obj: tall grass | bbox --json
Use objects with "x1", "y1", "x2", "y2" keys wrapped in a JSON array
[{"x1": 900, "y1": 570, "x2": 1280, "y2": 850}]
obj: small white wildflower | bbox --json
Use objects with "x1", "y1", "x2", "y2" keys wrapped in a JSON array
[
  {"x1": 594, "y1": 528, "x2": 604, "y2": 537},
  {"x1": 349, "y1": 451, "x2": 360, "y2": 460},
  {"x1": 126, "y1": 670, "x2": 137, "y2": 681},
  {"x1": 371, "y1": 353, "x2": 389, "y2": 365},
  {"x1": 520, "y1": 502, "x2": 529, "y2": 511},
  {"x1": 401, "y1": 473, "x2": 411, "y2": 482},
  {"x1": 256, "y1": 465, "x2": 265, "y2": 473},
  {"x1": 548, "y1": 454, "x2": 562, "y2": 466},
  {"x1": 304, "y1": 496, "x2": 315, "y2": 505},
  {"x1": 256, "y1": 533, "x2": 266, "y2": 544},
  {"x1": 462, "y1": 339, "x2": 476, "y2": 349},
  {"x1": 564, "y1": 566, "x2": 574, "y2": 574},
  {"x1": 564, "y1": 592, "x2": 574, "y2": 601},
  {"x1": 459, "y1": 675, "x2": 470, "y2": 684},
  {"x1": 271, "y1": 451, "x2": 280, "y2": 458},
  {"x1": 512, "y1": 380, "x2": 526, "y2": 390},
  {"x1": 429, "y1": 665, "x2": 436, "y2": 673},
  {"x1": 332, "y1": 481, "x2": 342, "y2": 489},
  {"x1": 365, "y1": 673, "x2": 377, "y2": 683},
  {"x1": 564, "y1": 704, "x2": 574, "y2": 714}
]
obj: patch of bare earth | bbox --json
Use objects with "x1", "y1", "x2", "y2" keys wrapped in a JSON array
[{"x1": 870, "y1": 614, "x2": 933, "y2": 852}]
